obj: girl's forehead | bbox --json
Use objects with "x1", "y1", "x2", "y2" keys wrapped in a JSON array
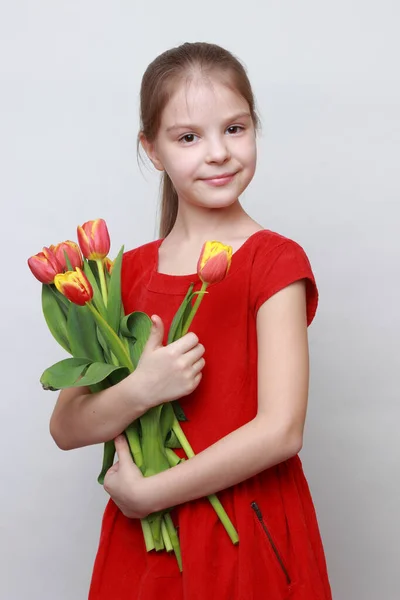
[{"x1": 161, "y1": 77, "x2": 249, "y2": 126}]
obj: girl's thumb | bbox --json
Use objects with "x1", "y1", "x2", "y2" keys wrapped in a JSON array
[{"x1": 146, "y1": 315, "x2": 164, "y2": 349}]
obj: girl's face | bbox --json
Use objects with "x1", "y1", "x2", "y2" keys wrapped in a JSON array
[{"x1": 147, "y1": 76, "x2": 257, "y2": 210}]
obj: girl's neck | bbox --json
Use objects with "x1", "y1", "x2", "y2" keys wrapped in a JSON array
[{"x1": 166, "y1": 201, "x2": 257, "y2": 245}]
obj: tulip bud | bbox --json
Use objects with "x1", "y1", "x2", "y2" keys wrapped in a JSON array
[
  {"x1": 197, "y1": 241, "x2": 232, "y2": 285},
  {"x1": 77, "y1": 219, "x2": 110, "y2": 260},
  {"x1": 54, "y1": 267, "x2": 94, "y2": 306},
  {"x1": 104, "y1": 257, "x2": 114, "y2": 275},
  {"x1": 28, "y1": 247, "x2": 63, "y2": 284},
  {"x1": 51, "y1": 240, "x2": 83, "y2": 272}
]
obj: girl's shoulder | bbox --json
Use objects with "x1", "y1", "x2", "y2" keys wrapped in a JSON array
[
  {"x1": 247, "y1": 228, "x2": 318, "y2": 326},
  {"x1": 246, "y1": 227, "x2": 310, "y2": 260}
]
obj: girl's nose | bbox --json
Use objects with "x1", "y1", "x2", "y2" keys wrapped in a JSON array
[{"x1": 205, "y1": 136, "x2": 231, "y2": 164}]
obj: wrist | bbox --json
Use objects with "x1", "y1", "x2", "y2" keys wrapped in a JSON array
[{"x1": 117, "y1": 371, "x2": 149, "y2": 420}]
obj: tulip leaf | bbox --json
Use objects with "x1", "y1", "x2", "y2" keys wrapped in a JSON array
[
  {"x1": 167, "y1": 284, "x2": 195, "y2": 344},
  {"x1": 86, "y1": 303, "x2": 133, "y2": 371},
  {"x1": 120, "y1": 311, "x2": 152, "y2": 368},
  {"x1": 106, "y1": 245, "x2": 124, "y2": 334},
  {"x1": 96, "y1": 328, "x2": 113, "y2": 363},
  {"x1": 41, "y1": 284, "x2": 71, "y2": 354},
  {"x1": 40, "y1": 357, "x2": 91, "y2": 390},
  {"x1": 67, "y1": 303, "x2": 104, "y2": 362},
  {"x1": 165, "y1": 429, "x2": 182, "y2": 449},
  {"x1": 171, "y1": 400, "x2": 188, "y2": 422},
  {"x1": 83, "y1": 260, "x2": 107, "y2": 319},
  {"x1": 40, "y1": 357, "x2": 128, "y2": 390},
  {"x1": 49, "y1": 284, "x2": 70, "y2": 317},
  {"x1": 159, "y1": 403, "x2": 176, "y2": 444},
  {"x1": 75, "y1": 362, "x2": 130, "y2": 387},
  {"x1": 63, "y1": 250, "x2": 73, "y2": 271}
]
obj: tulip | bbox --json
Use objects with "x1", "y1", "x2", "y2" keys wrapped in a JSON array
[
  {"x1": 77, "y1": 219, "x2": 110, "y2": 260},
  {"x1": 197, "y1": 241, "x2": 232, "y2": 285},
  {"x1": 51, "y1": 240, "x2": 83, "y2": 272},
  {"x1": 28, "y1": 247, "x2": 63, "y2": 284},
  {"x1": 181, "y1": 241, "x2": 233, "y2": 337},
  {"x1": 54, "y1": 267, "x2": 93, "y2": 306},
  {"x1": 104, "y1": 257, "x2": 114, "y2": 275},
  {"x1": 77, "y1": 219, "x2": 110, "y2": 306}
]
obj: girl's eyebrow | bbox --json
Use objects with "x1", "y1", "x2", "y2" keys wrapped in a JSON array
[{"x1": 165, "y1": 111, "x2": 252, "y2": 133}]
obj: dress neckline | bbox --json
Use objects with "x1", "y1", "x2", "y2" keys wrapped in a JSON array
[{"x1": 145, "y1": 229, "x2": 267, "y2": 295}]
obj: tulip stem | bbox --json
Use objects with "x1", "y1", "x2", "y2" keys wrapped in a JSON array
[
  {"x1": 171, "y1": 416, "x2": 239, "y2": 545},
  {"x1": 181, "y1": 282, "x2": 208, "y2": 335},
  {"x1": 96, "y1": 259, "x2": 108, "y2": 307}
]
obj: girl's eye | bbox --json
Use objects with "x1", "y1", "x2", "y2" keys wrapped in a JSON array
[
  {"x1": 227, "y1": 125, "x2": 244, "y2": 134},
  {"x1": 179, "y1": 134, "x2": 198, "y2": 144},
  {"x1": 178, "y1": 126, "x2": 243, "y2": 144}
]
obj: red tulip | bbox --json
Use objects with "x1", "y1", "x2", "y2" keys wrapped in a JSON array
[
  {"x1": 28, "y1": 247, "x2": 63, "y2": 284},
  {"x1": 104, "y1": 257, "x2": 114, "y2": 275},
  {"x1": 51, "y1": 241, "x2": 83, "y2": 272},
  {"x1": 54, "y1": 267, "x2": 93, "y2": 306},
  {"x1": 197, "y1": 241, "x2": 233, "y2": 285},
  {"x1": 77, "y1": 219, "x2": 110, "y2": 260}
]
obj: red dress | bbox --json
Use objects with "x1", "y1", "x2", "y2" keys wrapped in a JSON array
[{"x1": 89, "y1": 229, "x2": 332, "y2": 600}]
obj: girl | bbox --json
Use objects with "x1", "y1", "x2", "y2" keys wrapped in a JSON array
[{"x1": 50, "y1": 42, "x2": 332, "y2": 599}]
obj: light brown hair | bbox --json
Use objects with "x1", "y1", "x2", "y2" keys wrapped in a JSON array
[{"x1": 137, "y1": 42, "x2": 261, "y2": 238}]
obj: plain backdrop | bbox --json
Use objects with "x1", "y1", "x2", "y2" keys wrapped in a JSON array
[{"x1": 1, "y1": 1, "x2": 399, "y2": 599}]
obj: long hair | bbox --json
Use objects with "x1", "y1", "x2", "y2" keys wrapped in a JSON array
[{"x1": 137, "y1": 42, "x2": 261, "y2": 238}]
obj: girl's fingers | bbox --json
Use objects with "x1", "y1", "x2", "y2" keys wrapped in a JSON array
[{"x1": 192, "y1": 357, "x2": 205, "y2": 374}]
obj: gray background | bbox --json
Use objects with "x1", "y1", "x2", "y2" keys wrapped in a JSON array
[{"x1": 1, "y1": 1, "x2": 399, "y2": 598}]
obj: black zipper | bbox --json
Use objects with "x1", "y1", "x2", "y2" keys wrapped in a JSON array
[{"x1": 251, "y1": 501, "x2": 291, "y2": 585}]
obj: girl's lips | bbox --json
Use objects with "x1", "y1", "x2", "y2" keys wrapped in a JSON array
[{"x1": 202, "y1": 173, "x2": 237, "y2": 186}]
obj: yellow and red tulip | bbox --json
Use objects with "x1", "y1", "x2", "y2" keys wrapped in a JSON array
[
  {"x1": 104, "y1": 257, "x2": 114, "y2": 275},
  {"x1": 197, "y1": 241, "x2": 232, "y2": 285},
  {"x1": 27, "y1": 247, "x2": 63, "y2": 284},
  {"x1": 51, "y1": 241, "x2": 83, "y2": 272},
  {"x1": 54, "y1": 267, "x2": 93, "y2": 306},
  {"x1": 77, "y1": 219, "x2": 110, "y2": 260}
]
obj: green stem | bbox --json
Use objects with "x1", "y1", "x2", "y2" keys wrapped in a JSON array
[
  {"x1": 181, "y1": 282, "x2": 208, "y2": 335},
  {"x1": 161, "y1": 518, "x2": 173, "y2": 552},
  {"x1": 96, "y1": 259, "x2": 108, "y2": 306},
  {"x1": 97, "y1": 440, "x2": 116, "y2": 485},
  {"x1": 141, "y1": 518, "x2": 155, "y2": 551},
  {"x1": 164, "y1": 512, "x2": 182, "y2": 572},
  {"x1": 124, "y1": 422, "x2": 143, "y2": 470},
  {"x1": 171, "y1": 416, "x2": 239, "y2": 545}
]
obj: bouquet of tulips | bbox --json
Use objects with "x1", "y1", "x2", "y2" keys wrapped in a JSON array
[{"x1": 28, "y1": 219, "x2": 239, "y2": 570}]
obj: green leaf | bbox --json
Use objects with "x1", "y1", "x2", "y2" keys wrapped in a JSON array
[
  {"x1": 167, "y1": 284, "x2": 195, "y2": 344},
  {"x1": 40, "y1": 357, "x2": 91, "y2": 390},
  {"x1": 83, "y1": 260, "x2": 107, "y2": 319},
  {"x1": 76, "y1": 362, "x2": 129, "y2": 387},
  {"x1": 41, "y1": 284, "x2": 71, "y2": 354},
  {"x1": 63, "y1": 249, "x2": 73, "y2": 271},
  {"x1": 120, "y1": 311, "x2": 152, "y2": 368},
  {"x1": 67, "y1": 303, "x2": 105, "y2": 362},
  {"x1": 159, "y1": 403, "x2": 176, "y2": 444},
  {"x1": 40, "y1": 357, "x2": 128, "y2": 390},
  {"x1": 106, "y1": 245, "x2": 124, "y2": 334},
  {"x1": 96, "y1": 328, "x2": 113, "y2": 363},
  {"x1": 165, "y1": 429, "x2": 183, "y2": 449},
  {"x1": 171, "y1": 399, "x2": 188, "y2": 422},
  {"x1": 86, "y1": 303, "x2": 133, "y2": 371},
  {"x1": 48, "y1": 284, "x2": 69, "y2": 318}
]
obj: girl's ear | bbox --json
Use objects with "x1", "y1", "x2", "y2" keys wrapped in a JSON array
[{"x1": 139, "y1": 132, "x2": 164, "y2": 171}]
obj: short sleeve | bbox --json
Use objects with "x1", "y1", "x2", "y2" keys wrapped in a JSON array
[{"x1": 250, "y1": 240, "x2": 319, "y2": 326}]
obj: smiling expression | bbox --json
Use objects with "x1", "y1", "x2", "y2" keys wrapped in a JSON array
[{"x1": 147, "y1": 75, "x2": 258, "y2": 209}]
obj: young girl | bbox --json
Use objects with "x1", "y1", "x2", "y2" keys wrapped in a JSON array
[{"x1": 50, "y1": 42, "x2": 332, "y2": 599}]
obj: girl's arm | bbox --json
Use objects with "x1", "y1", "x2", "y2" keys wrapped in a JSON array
[{"x1": 143, "y1": 280, "x2": 309, "y2": 514}]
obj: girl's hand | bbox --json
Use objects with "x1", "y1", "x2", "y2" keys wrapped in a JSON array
[
  {"x1": 131, "y1": 314, "x2": 206, "y2": 409},
  {"x1": 103, "y1": 435, "x2": 150, "y2": 519}
]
